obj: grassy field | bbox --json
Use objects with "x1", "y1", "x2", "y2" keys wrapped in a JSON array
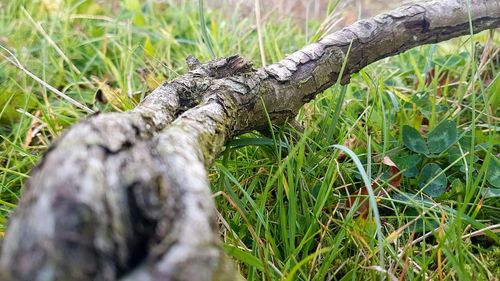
[{"x1": 1, "y1": 0, "x2": 499, "y2": 280}]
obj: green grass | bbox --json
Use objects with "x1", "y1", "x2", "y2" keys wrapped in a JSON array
[{"x1": 1, "y1": 1, "x2": 499, "y2": 280}]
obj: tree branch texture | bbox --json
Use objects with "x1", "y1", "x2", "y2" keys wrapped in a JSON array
[{"x1": 1, "y1": 0, "x2": 499, "y2": 280}]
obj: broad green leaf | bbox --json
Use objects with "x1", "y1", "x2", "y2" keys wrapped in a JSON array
[
  {"x1": 487, "y1": 73, "x2": 500, "y2": 110},
  {"x1": 385, "y1": 90, "x2": 400, "y2": 111},
  {"x1": 447, "y1": 147, "x2": 464, "y2": 167},
  {"x1": 143, "y1": 36, "x2": 155, "y2": 57},
  {"x1": 451, "y1": 178, "x2": 464, "y2": 194},
  {"x1": 407, "y1": 92, "x2": 447, "y2": 117},
  {"x1": 419, "y1": 163, "x2": 447, "y2": 197},
  {"x1": 124, "y1": 0, "x2": 141, "y2": 12},
  {"x1": 482, "y1": 188, "x2": 500, "y2": 199},
  {"x1": 409, "y1": 218, "x2": 439, "y2": 233},
  {"x1": 392, "y1": 154, "x2": 422, "y2": 177},
  {"x1": 124, "y1": 0, "x2": 145, "y2": 26},
  {"x1": 402, "y1": 125, "x2": 429, "y2": 154},
  {"x1": 487, "y1": 157, "x2": 500, "y2": 188},
  {"x1": 133, "y1": 14, "x2": 145, "y2": 26},
  {"x1": 427, "y1": 120, "x2": 457, "y2": 154},
  {"x1": 410, "y1": 92, "x2": 430, "y2": 109},
  {"x1": 224, "y1": 245, "x2": 264, "y2": 271},
  {"x1": 0, "y1": 90, "x2": 37, "y2": 124},
  {"x1": 433, "y1": 52, "x2": 468, "y2": 68}
]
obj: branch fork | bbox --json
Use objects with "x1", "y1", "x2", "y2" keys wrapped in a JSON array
[{"x1": 1, "y1": 1, "x2": 499, "y2": 280}]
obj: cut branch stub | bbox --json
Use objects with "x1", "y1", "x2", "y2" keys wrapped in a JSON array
[{"x1": 1, "y1": 0, "x2": 499, "y2": 280}]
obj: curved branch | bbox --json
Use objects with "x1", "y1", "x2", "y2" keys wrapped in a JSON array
[
  {"x1": 234, "y1": 0, "x2": 500, "y2": 132},
  {"x1": 1, "y1": 0, "x2": 499, "y2": 280}
]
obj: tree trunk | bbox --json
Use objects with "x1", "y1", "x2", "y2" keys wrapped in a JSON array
[{"x1": 1, "y1": 0, "x2": 499, "y2": 280}]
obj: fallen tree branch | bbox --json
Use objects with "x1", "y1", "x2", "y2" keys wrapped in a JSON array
[{"x1": 1, "y1": 0, "x2": 499, "y2": 280}]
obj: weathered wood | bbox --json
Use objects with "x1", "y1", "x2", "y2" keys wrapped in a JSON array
[{"x1": 1, "y1": 0, "x2": 499, "y2": 280}]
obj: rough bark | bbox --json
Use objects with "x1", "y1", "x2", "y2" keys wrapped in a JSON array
[{"x1": 1, "y1": 0, "x2": 499, "y2": 280}]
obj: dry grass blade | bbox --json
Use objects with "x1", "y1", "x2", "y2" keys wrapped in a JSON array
[
  {"x1": 254, "y1": 0, "x2": 266, "y2": 66},
  {"x1": 21, "y1": 7, "x2": 81, "y2": 75},
  {"x1": 0, "y1": 44, "x2": 94, "y2": 114}
]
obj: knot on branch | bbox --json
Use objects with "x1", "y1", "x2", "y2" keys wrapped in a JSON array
[{"x1": 186, "y1": 55, "x2": 253, "y2": 79}]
